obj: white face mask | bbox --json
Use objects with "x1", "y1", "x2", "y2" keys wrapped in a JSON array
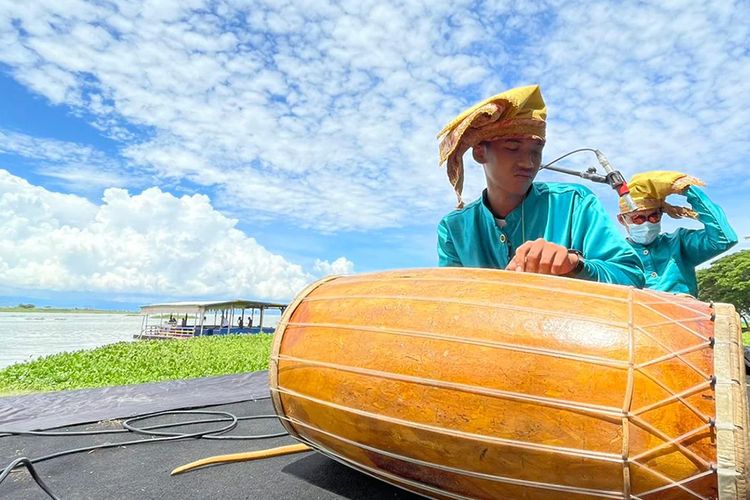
[{"x1": 628, "y1": 221, "x2": 661, "y2": 245}]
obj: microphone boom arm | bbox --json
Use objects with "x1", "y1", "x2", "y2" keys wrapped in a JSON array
[{"x1": 540, "y1": 148, "x2": 638, "y2": 211}]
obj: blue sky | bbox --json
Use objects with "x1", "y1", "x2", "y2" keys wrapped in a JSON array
[{"x1": 0, "y1": 0, "x2": 748, "y2": 309}]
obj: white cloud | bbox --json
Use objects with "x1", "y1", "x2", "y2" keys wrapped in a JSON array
[
  {"x1": 0, "y1": 129, "x2": 137, "y2": 190},
  {"x1": 0, "y1": 0, "x2": 747, "y2": 232},
  {"x1": 526, "y1": 1, "x2": 750, "y2": 187},
  {"x1": 0, "y1": 169, "x2": 348, "y2": 300},
  {"x1": 0, "y1": 0, "x2": 510, "y2": 229},
  {"x1": 313, "y1": 257, "x2": 354, "y2": 276}
]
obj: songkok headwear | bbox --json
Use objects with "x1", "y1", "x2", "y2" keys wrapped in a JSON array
[
  {"x1": 619, "y1": 170, "x2": 705, "y2": 219},
  {"x1": 437, "y1": 85, "x2": 547, "y2": 208}
]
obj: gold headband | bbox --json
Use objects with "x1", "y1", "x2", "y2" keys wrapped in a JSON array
[{"x1": 437, "y1": 85, "x2": 547, "y2": 208}]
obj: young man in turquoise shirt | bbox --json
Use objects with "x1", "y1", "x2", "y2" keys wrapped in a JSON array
[
  {"x1": 617, "y1": 171, "x2": 737, "y2": 296},
  {"x1": 436, "y1": 85, "x2": 644, "y2": 288}
]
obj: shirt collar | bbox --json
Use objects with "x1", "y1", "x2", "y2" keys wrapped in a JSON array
[{"x1": 481, "y1": 185, "x2": 537, "y2": 226}]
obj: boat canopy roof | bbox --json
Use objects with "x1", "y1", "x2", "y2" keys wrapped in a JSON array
[{"x1": 140, "y1": 299, "x2": 287, "y2": 315}]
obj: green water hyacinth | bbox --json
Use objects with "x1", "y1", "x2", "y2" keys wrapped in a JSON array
[{"x1": 0, "y1": 335, "x2": 273, "y2": 395}]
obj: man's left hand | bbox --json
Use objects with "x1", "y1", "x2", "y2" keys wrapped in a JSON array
[{"x1": 506, "y1": 238, "x2": 579, "y2": 275}]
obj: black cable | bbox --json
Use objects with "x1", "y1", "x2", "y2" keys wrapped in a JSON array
[
  {"x1": 0, "y1": 403, "x2": 288, "y2": 499},
  {"x1": 540, "y1": 147, "x2": 598, "y2": 170},
  {"x1": 0, "y1": 458, "x2": 60, "y2": 500},
  {"x1": 202, "y1": 415, "x2": 288, "y2": 440},
  {"x1": 122, "y1": 413, "x2": 288, "y2": 440},
  {"x1": 0, "y1": 396, "x2": 274, "y2": 438},
  {"x1": 30, "y1": 410, "x2": 239, "y2": 464}
]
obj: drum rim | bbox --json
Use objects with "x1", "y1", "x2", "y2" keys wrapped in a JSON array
[
  {"x1": 269, "y1": 275, "x2": 340, "y2": 440},
  {"x1": 713, "y1": 302, "x2": 749, "y2": 500}
]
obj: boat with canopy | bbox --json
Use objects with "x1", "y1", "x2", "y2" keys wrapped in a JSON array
[{"x1": 136, "y1": 299, "x2": 287, "y2": 340}]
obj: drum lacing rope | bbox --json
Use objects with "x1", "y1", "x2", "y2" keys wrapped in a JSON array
[
  {"x1": 302, "y1": 293, "x2": 628, "y2": 329},
  {"x1": 274, "y1": 357, "x2": 717, "y2": 498},
  {"x1": 287, "y1": 321, "x2": 630, "y2": 369},
  {"x1": 621, "y1": 288, "x2": 636, "y2": 498},
  {"x1": 634, "y1": 324, "x2": 711, "y2": 377},
  {"x1": 285, "y1": 415, "x2": 628, "y2": 499},
  {"x1": 631, "y1": 380, "x2": 713, "y2": 420},
  {"x1": 357, "y1": 274, "x2": 633, "y2": 303},
  {"x1": 274, "y1": 378, "x2": 715, "y2": 496},
  {"x1": 630, "y1": 423, "x2": 713, "y2": 464},
  {"x1": 635, "y1": 301, "x2": 711, "y2": 343},
  {"x1": 274, "y1": 354, "x2": 626, "y2": 418},
  {"x1": 640, "y1": 289, "x2": 715, "y2": 315},
  {"x1": 275, "y1": 405, "x2": 715, "y2": 499},
  {"x1": 274, "y1": 385, "x2": 624, "y2": 461},
  {"x1": 631, "y1": 468, "x2": 714, "y2": 499}
]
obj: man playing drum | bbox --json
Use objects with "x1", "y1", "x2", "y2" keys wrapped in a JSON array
[
  {"x1": 436, "y1": 85, "x2": 644, "y2": 287},
  {"x1": 616, "y1": 170, "x2": 737, "y2": 296}
]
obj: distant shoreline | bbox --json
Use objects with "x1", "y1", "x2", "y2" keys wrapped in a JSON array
[{"x1": 0, "y1": 307, "x2": 137, "y2": 314}]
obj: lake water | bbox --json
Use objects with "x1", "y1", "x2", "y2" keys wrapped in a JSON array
[{"x1": 0, "y1": 313, "x2": 143, "y2": 369}]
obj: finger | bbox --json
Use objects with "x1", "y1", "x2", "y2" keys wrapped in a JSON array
[
  {"x1": 510, "y1": 242, "x2": 531, "y2": 272},
  {"x1": 538, "y1": 245, "x2": 559, "y2": 275},
  {"x1": 524, "y1": 239, "x2": 546, "y2": 274},
  {"x1": 505, "y1": 256, "x2": 517, "y2": 271},
  {"x1": 551, "y1": 249, "x2": 572, "y2": 275}
]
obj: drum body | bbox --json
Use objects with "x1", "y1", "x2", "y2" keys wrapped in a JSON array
[{"x1": 269, "y1": 268, "x2": 749, "y2": 499}]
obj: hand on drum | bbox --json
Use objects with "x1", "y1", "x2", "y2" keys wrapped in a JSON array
[{"x1": 506, "y1": 238, "x2": 580, "y2": 275}]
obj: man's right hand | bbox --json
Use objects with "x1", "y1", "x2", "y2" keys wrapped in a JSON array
[{"x1": 506, "y1": 238, "x2": 580, "y2": 276}]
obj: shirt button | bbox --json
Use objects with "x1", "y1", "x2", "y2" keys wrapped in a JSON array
[
  {"x1": 643, "y1": 249, "x2": 649, "y2": 255},
  {"x1": 499, "y1": 234, "x2": 507, "y2": 243},
  {"x1": 650, "y1": 271, "x2": 658, "y2": 278}
]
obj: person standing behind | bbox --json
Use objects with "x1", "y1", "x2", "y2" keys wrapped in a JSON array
[{"x1": 617, "y1": 171, "x2": 737, "y2": 296}]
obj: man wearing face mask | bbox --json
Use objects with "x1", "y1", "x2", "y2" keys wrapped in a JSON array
[
  {"x1": 617, "y1": 171, "x2": 737, "y2": 296},
  {"x1": 437, "y1": 85, "x2": 644, "y2": 287}
]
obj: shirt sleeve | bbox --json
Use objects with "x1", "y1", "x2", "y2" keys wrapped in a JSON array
[
  {"x1": 678, "y1": 186, "x2": 738, "y2": 264},
  {"x1": 571, "y1": 192, "x2": 645, "y2": 287},
  {"x1": 437, "y1": 219, "x2": 463, "y2": 267}
]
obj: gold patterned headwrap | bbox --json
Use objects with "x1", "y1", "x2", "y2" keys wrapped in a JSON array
[
  {"x1": 618, "y1": 170, "x2": 706, "y2": 219},
  {"x1": 437, "y1": 85, "x2": 547, "y2": 208}
]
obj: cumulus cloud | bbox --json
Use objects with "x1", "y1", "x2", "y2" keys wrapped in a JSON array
[
  {"x1": 0, "y1": 169, "x2": 347, "y2": 300},
  {"x1": 313, "y1": 257, "x2": 354, "y2": 276},
  {"x1": 0, "y1": 0, "x2": 747, "y2": 232}
]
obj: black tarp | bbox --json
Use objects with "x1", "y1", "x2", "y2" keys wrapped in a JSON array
[
  {"x1": 0, "y1": 371, "x2": 270, "y2": 432},
  {"x1": 1, "y1": 399, "x2": 419, "y2": 499}
]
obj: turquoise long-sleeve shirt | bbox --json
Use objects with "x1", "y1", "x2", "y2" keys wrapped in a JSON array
[
  {"x1": 627, "y1": 185, "x2": 737, "y2": 296},
  {"x1": 437, "y1": 182, "x2": 645, "y2": 287}
]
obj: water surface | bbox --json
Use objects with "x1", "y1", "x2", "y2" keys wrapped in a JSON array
[{"x1": 0, "y1": 313, "x2": 142, "y2": 369}]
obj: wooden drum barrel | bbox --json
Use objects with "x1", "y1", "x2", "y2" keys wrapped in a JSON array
[{"x1": 269, "y1": 268, "x2": 749, "y2": 499}]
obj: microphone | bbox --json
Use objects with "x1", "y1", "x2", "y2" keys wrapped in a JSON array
[{"x1": 594, "y1": 150, "x2": 637, "y2": 211}]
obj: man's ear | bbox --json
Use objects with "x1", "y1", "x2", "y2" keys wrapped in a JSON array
[
  {"x1": 472, "y1": 144, "x2": 487, "y2": 164},
  {"x1": 617, "y1": 214, "x2": 627, "y2": 226}
]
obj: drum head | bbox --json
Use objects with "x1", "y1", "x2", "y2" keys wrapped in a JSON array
[{"x1": 713, "y1": 303, "x2": 749, "y2": 499}]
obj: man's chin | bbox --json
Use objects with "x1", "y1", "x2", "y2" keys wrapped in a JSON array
[{"x1": 510, "y1": 178, "x2": 534, "y2": 194}]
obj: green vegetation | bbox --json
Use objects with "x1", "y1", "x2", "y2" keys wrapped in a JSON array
[
  {"x1": 0, "y1": 306, "x2": 135, "y2": 314},
  {"x1": 743, "y1": 329, "x2": 750, "y2": 347},
  {"x1": 0, "y1": 334, "x2": 273, "y2": 395},
  {"x1": 698, "y1": 250, "x2": 750, "y2": 327}
]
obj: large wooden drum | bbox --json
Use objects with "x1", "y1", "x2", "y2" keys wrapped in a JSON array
[{"x1": 269, "y1": 268, "x2": 749, "y2": 499}]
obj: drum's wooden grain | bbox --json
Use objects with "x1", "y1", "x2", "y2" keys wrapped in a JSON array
[{"x1": 269, "y1": 268, "x2": 749, "y2": 499}]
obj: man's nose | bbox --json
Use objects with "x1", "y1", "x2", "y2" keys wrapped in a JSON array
[{"x1": 516, "y1": 154, "x2": 535, "y2": 169}]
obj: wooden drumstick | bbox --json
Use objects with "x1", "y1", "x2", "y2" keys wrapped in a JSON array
[{"x1": 170, "y1": 443, "x2": 312, "y2": 475}]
